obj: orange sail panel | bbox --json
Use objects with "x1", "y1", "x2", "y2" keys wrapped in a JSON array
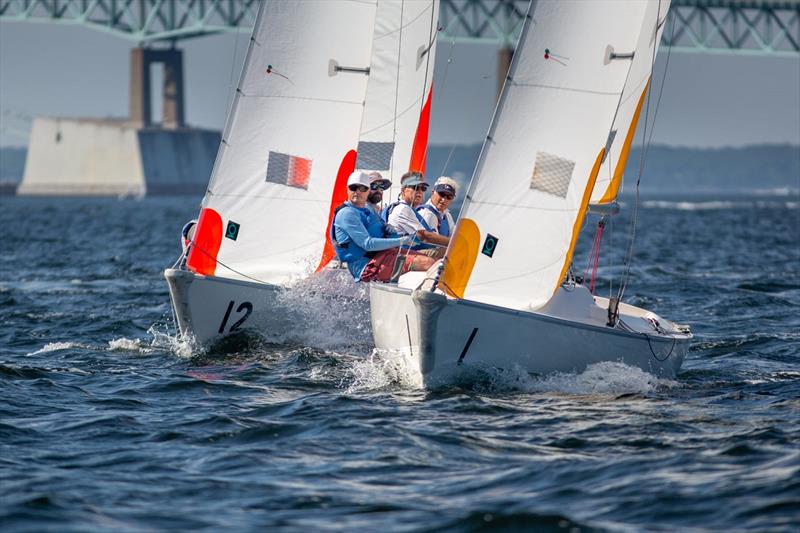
[
  {"x1": 555, "y1": 147, "x2": 606, "y2": 292},
  {"x1": 186, "y1": 207, "x2": 223, "y2": 276},
  {"x1": 408, "y1": 85, "x2": 433, "y2": 174},
  {"x1": 597, "y1": 80, "x2": 650, "y2": 204},
  {"x1": 315, "y1": 150, "x2": 357, "y2": 272}
]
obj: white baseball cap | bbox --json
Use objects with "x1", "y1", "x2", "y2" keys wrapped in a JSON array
[{"x1": 347, "y1": 171, "x2": 371, "y2": 188}]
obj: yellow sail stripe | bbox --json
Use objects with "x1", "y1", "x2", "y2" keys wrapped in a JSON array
[
  {"x1": 439, "y1": 218, "x2": 481, "y2": 299},
  {"x1": 555, "y1": 147, "x2": 606, "y2": 293},
  {"x1": 597, "y1": 79, "x2": 651, "y2": 204}
]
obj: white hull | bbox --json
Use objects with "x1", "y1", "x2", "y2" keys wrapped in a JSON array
[
  {"x1": 165, "y1": 268, "x2": 369, "y2": 348},
  {"x1": 370, "y1": 282, "x2": 691, "y2": 386}
]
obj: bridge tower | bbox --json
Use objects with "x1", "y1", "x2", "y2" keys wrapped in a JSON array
[{"x1": 130, "y1": 47, "x2": 185, "y2": 129}]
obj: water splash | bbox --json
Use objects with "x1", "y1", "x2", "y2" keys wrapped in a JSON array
[
  {"x1": 25, "y1": 341, "x2": 86, "y2": 356},
  {"x1": 146, "y1": 324, "x2": 197, "y2": 359},
  {"x1": 107, "y1": 337, "x2": 155, "y2": 354},
  {"x1": 432, "y1": 361, "x2": 677, "y2": 395},
  {"x1": 276, "y1": 269, "x2": 372, "y2": 351},
  {"x1": 528, "y1": 361, "x2": 678, "y2": 395},
  {"x1": 341, "y1": 349, "x2": 423, "y2": 392}
]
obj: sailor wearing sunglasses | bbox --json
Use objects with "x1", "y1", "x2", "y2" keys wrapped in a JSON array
[
  {"x1": 330, "y1": 171, "x2": 434, "y2": 282},
  {"x1": 366, "y1": 171, "x2": 392, "y2": 215},
  {"x1": 417, "y1": 176, "x2": 458, "y2": 240},
  {"x1": 384, "y1": 171, "x2": 450, "y2": 257}
]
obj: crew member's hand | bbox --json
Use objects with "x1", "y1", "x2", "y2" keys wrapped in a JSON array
[{"x1": 415, "y1": 229, "x2": 427, "y2": 242}]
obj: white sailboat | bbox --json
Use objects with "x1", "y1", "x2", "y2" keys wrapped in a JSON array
[
  {"x1": 165, "y1": 0, "x2": 439, "y2": 345},
  {"x1": 370, "y1": 0, "x2": 692, "y2": 385}
]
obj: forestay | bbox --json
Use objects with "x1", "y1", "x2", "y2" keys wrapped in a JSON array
[
  {"x1": 187, "y1": 0, "x2": 376, "y2": 283},
  {"x1": 356, "y1": 0, "x2": 439, "y2": 191},
  {"x1": 592, "y1": 0, "x2": 672, "y2": 204},
  {"x1": 444, "y1": 1, "x2": 647, "y2": 310}
]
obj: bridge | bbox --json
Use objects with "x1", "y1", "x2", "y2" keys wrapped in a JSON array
[
  {"x1": 1, "y1": 0, "x2": 798, "y2": 56},
  {"x1": 3, "y1": 0, "x2": 796, "y2": 195}
]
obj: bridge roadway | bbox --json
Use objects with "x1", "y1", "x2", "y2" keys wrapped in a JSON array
[{"x1": 0, "y1": 0, "x2": 798, "y2": 56}]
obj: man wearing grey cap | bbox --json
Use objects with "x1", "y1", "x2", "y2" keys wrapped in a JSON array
[
  {"x1": 384, "y1": 171, "x2": 449, "y2": 254},
  {"x1": 417, "y1": 176, "x2": 458, "y2": 241}
]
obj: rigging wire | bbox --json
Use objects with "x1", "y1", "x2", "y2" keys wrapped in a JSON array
[
  {"x1": 389, "y1": 0, "x2": 406, "y2": 191},
  {"x1": 415, "y1": 0, "x2": 441, "y2": 177},
  {"x1": 615, "y1": 1, "x2": 675, "y2": 307}
]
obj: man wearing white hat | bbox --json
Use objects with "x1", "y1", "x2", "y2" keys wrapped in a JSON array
[
  {"x1": 417, "y1": 176, "x2": 458, "y2": 241},
  {"x1": 330, "y1": 171, "x2": 434, "y2": 282}
]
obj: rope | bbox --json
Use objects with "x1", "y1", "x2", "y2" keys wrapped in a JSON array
[
  {"x1": 416, "y1": 0, "x2": 440, "y2": 172},
  {"x1": 182, "y1": 240, "x2": 271, "y2": 285},
  {"x1": 583, "y1": 218, "x2": 606, "y2": 294},
  {"x1": 389, "y1": 0, "x2": 406, "y2": 185}
]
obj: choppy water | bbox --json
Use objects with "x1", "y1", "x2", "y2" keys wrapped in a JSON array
[{"x1": 2, "y1": 194, "x2": 799, "y2": 531}]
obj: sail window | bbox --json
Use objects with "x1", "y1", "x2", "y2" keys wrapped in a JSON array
[
  {"x1": 530, "y1": 152, "x2": 575, "y2": 198},
  {"x1": 602, "y1": 130, "x2": 617, "y2": 164},
  {"x1": 266, "y1": 151, "x2": 312, "y2": 190},
  {"x1": 355, "y1": 141, "x2": 395, "y2": 171}
]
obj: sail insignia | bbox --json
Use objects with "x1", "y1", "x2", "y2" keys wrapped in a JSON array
[
  {"x1": 601, "y1": 130, "x2": 617, "y2": 164},
  {"x1": 265, "y1": 151, "x2": 312, "y2": 190},
  {"x1": 530, "y1": 152, "x2": 575, "y2": 198}
]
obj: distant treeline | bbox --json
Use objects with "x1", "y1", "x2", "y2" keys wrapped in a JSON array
[{"x1": 2, "y1": 143, "x2": 798, "y2": 193}]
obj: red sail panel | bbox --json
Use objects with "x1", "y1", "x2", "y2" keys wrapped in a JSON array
[
  {"x1": 408, "y1": 85, "x2": 433, "y2": 174},
  {"x1": 186, "y1": 207, "x2": 223, "y2": 276},
  {"x1": 315, "y1": 149, "x2": 357, "y2": 272}
]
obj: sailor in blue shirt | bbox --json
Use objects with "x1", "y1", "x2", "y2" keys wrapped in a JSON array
[{"x1": 332, "y1": 171, "x2": 435, "y2": 282}]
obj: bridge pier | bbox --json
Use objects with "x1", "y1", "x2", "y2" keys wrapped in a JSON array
[{"x1": 129, "y1": 47, "x2": 185, "y2": 129}]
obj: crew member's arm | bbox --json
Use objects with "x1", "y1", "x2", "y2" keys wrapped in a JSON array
[
  {"x1": 420, "y1": 231, "x2": 449, "y2": 247},
  {"x1": 338, "y1": 209, "x2": 411, "y2": 252},
  {"x1": 416, "y1": 209, "x2": 450, "y2": 247}
]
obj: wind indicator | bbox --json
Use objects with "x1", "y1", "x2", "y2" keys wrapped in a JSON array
[
  {"x1": 543, "y1": 48, "x2": 568, "y2": 66},
  {"x1": 265, "y1": 64, "x2": 291, "y2": 82}
]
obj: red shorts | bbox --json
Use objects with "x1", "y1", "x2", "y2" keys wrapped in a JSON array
[{"x1": 360, "y1": 248, "x2": 426, "y2": 282}]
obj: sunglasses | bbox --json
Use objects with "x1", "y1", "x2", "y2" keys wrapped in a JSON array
[
  {"x1": 438, "y1": 192, "x2": 455, "y2": 200},
  {"x1": 370, "y1": 182, "x2": 390, "y2": 191},
  {"x1": 348, "y1": 184, "x2": 368, "y2": 192},
  {"x1": 405, "y1": 184, "x2": 428, "y2": 192}
]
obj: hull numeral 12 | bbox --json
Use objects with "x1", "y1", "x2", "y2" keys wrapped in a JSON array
[{"x1": 218, "y1": 300, "x2": 254, "y2": 334}]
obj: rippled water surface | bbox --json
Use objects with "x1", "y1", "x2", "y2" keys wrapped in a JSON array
[{"x1": 2, "y1": 194, "x2": 799, "y2": 531}]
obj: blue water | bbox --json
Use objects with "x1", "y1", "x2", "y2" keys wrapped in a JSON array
[{"x1": 2, "y1": 194, "x2": 799, "y2": 531}]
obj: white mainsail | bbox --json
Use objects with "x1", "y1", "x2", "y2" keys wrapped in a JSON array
[
  {"x1": 592, "y1": 0, "x2": 672, "y2": 204},
  {"x1": 356, "y1": 0, "x2": 439, "y2": 186},
  {"x1": 187, "y1": 0, "x2": 377, "y2": 283},
  {"x1": 441, "y1": 0, "x2": 649, "y2": 310}
]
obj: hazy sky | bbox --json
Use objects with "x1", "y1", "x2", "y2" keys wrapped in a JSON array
[{"x1": 1, "y1": 20, "x2": 798, "y2": 148}]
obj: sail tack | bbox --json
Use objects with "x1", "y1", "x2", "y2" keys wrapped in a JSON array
[
  {"x1": 188, "y1": 0, "x2": 376, "y2": 283},
  {"x1": 446, "y1": 0, "x2": 649, "y2": 310}
]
